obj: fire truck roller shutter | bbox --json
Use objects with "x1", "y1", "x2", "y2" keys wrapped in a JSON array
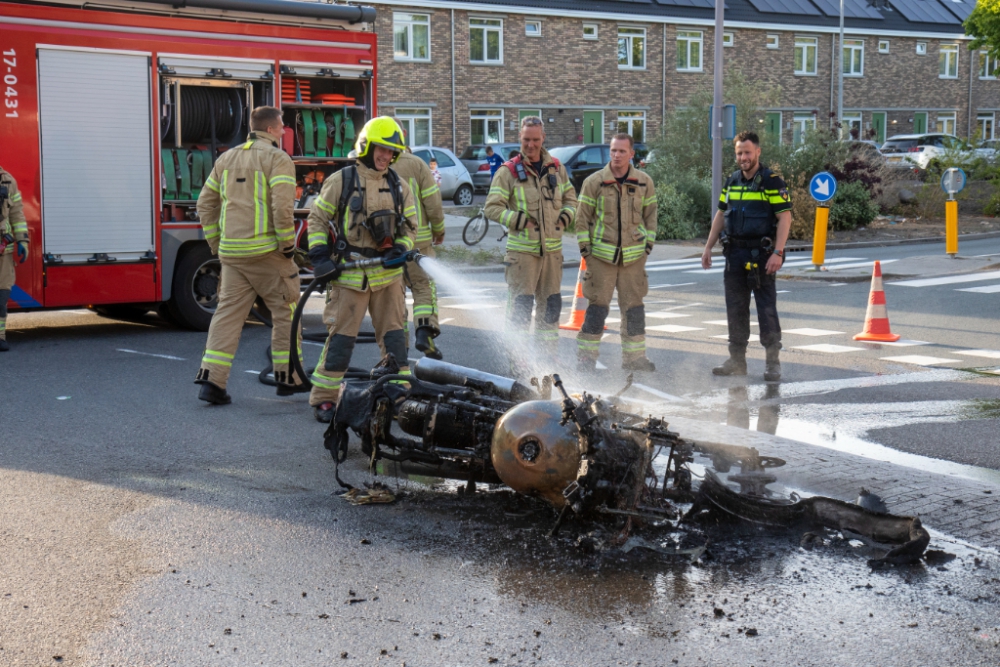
[{"x1": 37, "y1": 49, "x2": 155, "y2": 263}]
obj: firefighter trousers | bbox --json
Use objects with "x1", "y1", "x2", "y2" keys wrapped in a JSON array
[
  {"x1": 196, "y1": 251, "x2": 303, "y2": 390},
  {"x1": 309, "y1": 279, "x2": 408, "y2": 406},
  {"x1": 404, "y1": 241, "x2": 439, "y2": 335},
  {"x1": 576, "y1": 256, "x2": 649, "y2": 363},
  {"x1": 504, "y1": 250, "x2": 564, "y2": 355},
  {"x1": 0, "y1": 252, "x2": 15, "y2": 341}
]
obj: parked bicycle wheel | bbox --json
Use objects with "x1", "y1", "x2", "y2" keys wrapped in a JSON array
[{"x1": 463, "y1": 212, "x2": 489, "y2": 246}]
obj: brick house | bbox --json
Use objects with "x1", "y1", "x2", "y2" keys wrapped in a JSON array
[{"x1": 370, "y1": 0, "x2": 993, "y2": 154}]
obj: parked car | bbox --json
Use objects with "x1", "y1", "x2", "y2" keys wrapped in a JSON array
[
  {"x1": 846, "y1": 140, "x2": 885, "y2": 167},
  {"x1": 548, "y1": 144, "x2": 610, "y2": 192},
  {"x1": 639, "y1": 148, "x2": 657, "y2": 169},
  {"x1": 975, "y1": 138, "x2": 1000, "y2": 160},
  {"x1": 880, "y1": 133, "x2": 970, "y2": 172},
  {"x1": 459, "y1": 143, "x2": 522, "y2": 191},
  {"x1": 632, "y1": 142, "x2": 649, "y2": 167},
  {"x1": 413, "y1": 146, "x2": 475, "y2": 206}
]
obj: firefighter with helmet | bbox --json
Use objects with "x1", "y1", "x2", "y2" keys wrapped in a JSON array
[
  {"x1": 307, "y1": 116, "x2": 418, "y2": 423},
  {"x1": 0, "y1": 165, "x2": 28, "y2": 352},
  {"x1": 193, "y1": 106, "x2": 305, "y2": 404}
]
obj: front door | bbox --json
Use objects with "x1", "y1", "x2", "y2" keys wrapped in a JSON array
[
  {"x1": 871, "y1": 112, "x2": 886, "y2": 144},
  {"x1": 583, "y1": 111, "x2": 603, "y2": 144},
  {"x1": 765, "y1": 112, "x2": 782, "y2": 143},
  {"x1": 913, "y1": 112, "x2": 927, "y2": 134}
]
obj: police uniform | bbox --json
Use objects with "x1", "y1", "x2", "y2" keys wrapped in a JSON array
[
  {"x1": 194, "y1": 129, "x2": 302, "y2": 403},
  {"x1": 717, "y1": 165, "x2": 790, "y2": 372},
  {"x1": 0, "y1": 166, "x2": 28, "y2": 351},
  {"x1": 391, "y1": 150, "x2": 445, "y2": 358},
  {"x1": 574, "y1": 163, "x2": 657, "y2": 370},
  {"x1": 483, "y1": 148, "x2": 577, "y2": 358}
]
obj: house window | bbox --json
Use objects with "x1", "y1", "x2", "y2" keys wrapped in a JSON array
[
  {"x1": 767, "y1": 34, "x2": 780, "y2": 49},
  {"x1": 393, "y1": 12, "x2": 430, "y2": 61},
  {"x1": 471, "y1": 109, "x2": 503, "y2": 144},
  {"x1": 916, "y1": 42, "x2": 927, "y2": 55},
  {"x1": 723, "y1": 32, "x2": 734, "y2": 47},
  {"x1": 978, "y1": 112, "x2": 995, "y2": 141},
  {"x1": 525, "y1": 20, "x2": 541, "y2": 37},
  {"x1": 842, "y1": 39, "x2": 864, "y2": 76},
  {"x1": 842, "y1": 111, "x2": 862, "y2": 139},
  {"x1": 936, "y1": 112, "x2": 956, "y2": 135},
  {"x1": 395, "y1": 108, "x2": 432, "y2": 147},
  {"x1": 616, "y1": 111, "x2": 645, "y2": 144},
  {"x1": 470, "y1": 18, "x2": 503, "y2": 64},
  {"x1": 794, "y1": 37, "x2": 818, "y2": 75},
  {"x1": 940, "y1": 44, "x2": 959, "y2": 79},
  {"x1": 676, "y1": 31, "x2": 703, "y2": 72},
  {"x1": 878, "y1": 40, "x2": 890, "y2": 54},
  {"x1": 583, "y1": 23, "x2": 598, "y2": 40},
  {"x1": 618, "y1": 27, "x2": 646, "y2": 69},
  {"x1": 793, "y1": 112, "x2": 816, "y2": 145},
  {"x1": 980, "y1": 51, "x2": 999, "y2": 78}
]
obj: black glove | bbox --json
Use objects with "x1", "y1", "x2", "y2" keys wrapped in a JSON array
[
  {"x1": 308, "y1": 244, "x2": 339, "y2": 280},
  {"x1": 382, "y1": 242, "x2": 410, "y2": 268},
  {"x1": 558, "y1": 211, "x2": 573, "y2": 229},
  {"x1": 281, "y1": 247, "x2": 295, "y2": 259}
]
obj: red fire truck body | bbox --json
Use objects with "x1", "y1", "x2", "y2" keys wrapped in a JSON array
[{"x1": 0, "y1": 0, "x2": 376, "y2": 329}]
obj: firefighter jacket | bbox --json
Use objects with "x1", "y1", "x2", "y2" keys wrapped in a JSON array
[
  {"x1": 392, "y1": 151, "x2": 444, "y2": 246},
  {"x1": 307, "y1": 161, "x2": 417, "y2": 292},
  {"x1": 0, "y1": 167, "x2": 28, "y2": 256},
  {"x1": 576, "y1": 164, "x2": 657, "y2": 266},
  {"x1": 484, "y1": 148, "x2": 577, "y2": 256},
  {"x1": 718, "y1": 166, "x2": 791, "y2": 240},
  {"x1": 197, "y1": 130, "x2": 297, "y2": 259}
]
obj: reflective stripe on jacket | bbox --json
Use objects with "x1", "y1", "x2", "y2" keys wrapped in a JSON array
[
  {"x1": 196, "y1": 130, "x2": 297, "y2": 259},
  {"x1": 576, "y1": 164, "x2": 657, "y2": 266},
  {"x1": 0, "y1": 167, "x2": 28, "y2": 255},
  {"x1": 718, "y1": 166, "x2": 791, "y2": 240},
  {"x1": 392, "y1": 151, "x2": 444, "y2": 245}
]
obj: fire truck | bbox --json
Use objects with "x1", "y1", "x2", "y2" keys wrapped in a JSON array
[{"x1": 0, "y1": 0, "x2": 376, "y2": 330}]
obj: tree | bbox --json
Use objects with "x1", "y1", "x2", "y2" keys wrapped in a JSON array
[{"x1": 965, "y1": 0, "x2": 1000, "y2": 58}]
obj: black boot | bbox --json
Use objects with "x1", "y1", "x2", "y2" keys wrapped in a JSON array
[
  {"x1": 313, "y1": 401, "x2": 335, "y2": 423},
  {"x1": 276, "y1": 381, "x2": 311, "y2": 397},
  {"x1": 622, "y1": 356, "x2": 656, "y2": 372},
  {"x1": 712, "y1": 346, "x2": 747, "y2": 376},
  {"x1": 764, "y1": 346, "x2": 781, "y2": 382},
  {"x1": 196, "y1": 380, "x2": 231, "y2": 405},
  {"x1": 0, "y1": 338, "x2": 8, "y2": 352},
  {"x1": 415, "y1": 326, "x2": 443, "y2": 360}
]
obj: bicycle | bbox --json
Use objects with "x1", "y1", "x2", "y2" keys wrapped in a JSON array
[{"x1": 462, "y1": 205, "x2": 489, "y2": 246}]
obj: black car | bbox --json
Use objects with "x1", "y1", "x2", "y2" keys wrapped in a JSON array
[{"x1": 548, "y1": 144, "x2": 610, "y2": 192}]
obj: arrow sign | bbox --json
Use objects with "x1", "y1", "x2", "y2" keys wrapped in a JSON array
[{"x1": 809, "y1": 171, "x2": 837, "y2": 203}]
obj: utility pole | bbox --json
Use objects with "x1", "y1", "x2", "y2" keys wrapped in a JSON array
[
  {"x1": 711, "y1": 0, "x2": 724, "y2": 207},
  {"x1": 837, "y1": 0, "x2": 844, "y2": 136}
]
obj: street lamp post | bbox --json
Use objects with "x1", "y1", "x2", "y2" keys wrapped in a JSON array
[
  {"x1": 837, "y1": 0, "x2": 844, "y2": 135},
  {"x1": 711, "y1": 0, "x2": 724, "y2": 208}
]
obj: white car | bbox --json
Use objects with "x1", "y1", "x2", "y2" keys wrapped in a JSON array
[
  {"x1": 412, "y1": 146, "x2": 476, "y2": 206},
  {"x1": 880, "y1": 133, "x2": 970, "y2": 171},
  {"x1": 975, "y1": 138, "x2": 1000, "y2": 160}
]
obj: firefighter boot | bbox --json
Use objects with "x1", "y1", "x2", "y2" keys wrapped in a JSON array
[
  {"x1": 712, "y1": 346, "x2": 747, "y2": 376},
  {"x1": 622, "y1": 356, "x2": 656, "y2": 372},
  {"x1": 764, "y1": 345, "x2": 782, "y2": 382},
  {"x1": 314, "y1": 402, "x2": 335, "y2": 424},
  {"x1": 0, "y1": 339, "x2": 8, "y2": 352},
  {"x1": 196, "y1": 380, "x2": 232, "y2": 405},
  {"x1": 414, "y1": 326, "x2": 443, "y2": 360}
]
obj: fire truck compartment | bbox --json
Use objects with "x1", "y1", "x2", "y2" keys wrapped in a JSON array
[{"x1": 44, "y1": 263, "x2": 157, "y2": 307}]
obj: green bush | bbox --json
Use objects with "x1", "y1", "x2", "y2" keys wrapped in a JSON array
[
  {"x1": 828, "y1": 181, "x2": 880, "y2": 231},
  {"x1": 654, "y1": 181, "x2": 699, "y2": 240}
]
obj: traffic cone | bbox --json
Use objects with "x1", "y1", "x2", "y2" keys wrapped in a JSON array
[
  {"x1": 559, "y1": 257, "x2": 608, "y2": 331},
  {"x1": 853, "y1": 260, "x2": 901, "y2": 342}
]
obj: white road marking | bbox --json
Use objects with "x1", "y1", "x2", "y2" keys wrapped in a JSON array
[
  {"x1": 439, "y1": 318, "x2": 455, "y2": 325},
  {"x1": 595, "y1": 360, "x2": 608, "y2": 370},
  {"x1": 954, "y1": 349, "x2": 1000, "y2": 359},
  {"x1": 823, "y1": 259, "x2": 897, "y2": 271},
  {"x1": 649, "y1": 283, "x2": 696, "y2": 289},
  {"x1": 982, "y1": 368, "x2": 1000, "y2": 375},
  {"x1": 606, "y1": 317, "x2": 622, "y2": 324},
  {"x1": 703, "y1": 319, "x2": 757, "y2": 327},
  {"x1": 791, "y1": 343, "x2": 863, "y2": 354},
  {"x1": 712, "y1": 333, "x2": 760, "y2": 342},
  {"x1": 645, "y1": 257, "x2": 709, "y2": 267},
  {"x1": 777, "y1": 290, "x2": 790, "y2": 293},
  {"x1": 874, "y1": 339, "x2": 931, "y2": 347},
  {"x1": 956, "y1": 283, "x2": 1000, "y2": 294},
  {"x1": 117, "y1": 348, "x2": 186, "y2": 361},
  {"x1": 631, "y1": 382, "x2": 687, "y2": 403},
  {"x1": 881, "y1": 355, "x2": 960, "y2": 366},
  {"x1": 890, "y1": 270, "x2": 1000, "y2": 288},
  {"x1": 647, "y1": 324, "x2": 705, "y2": 333},
  {"x1": 648, "y1": 263, "x2": 703, "y2": 273},
  {"x1": 57, "y1": 396, "x2": 71, "y2": 400},
  {"x1": 827, "y1": 283, "x2": 848, "y2": 287},
  {"x1": 783, "y1": 328, "x2": 845, "y2": 337},
  {"x1": 442, "y1": 303, "x2": 502, "y2": 310},
  {"x1": 303, "y1": 340, "x2": 324, "y2": 347},
  {"x1": 647, "y1": 312, "x2": 691, "y2": 319}
]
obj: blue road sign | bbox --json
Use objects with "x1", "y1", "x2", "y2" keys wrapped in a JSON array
[
  {"x1": 940, "y1": 167, "x2": 967, "y2": 195},
  {"x1": 809, "y1": 171, "x2": 837, "y2": 203}
]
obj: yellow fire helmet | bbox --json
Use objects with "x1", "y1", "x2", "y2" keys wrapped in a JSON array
[{"x1": 354, "y1": 116, "x2": 407, "y2": 163}]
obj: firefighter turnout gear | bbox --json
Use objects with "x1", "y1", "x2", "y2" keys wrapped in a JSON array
[
  {"x1": 194, "y1": 129, "x2": 303, "y2": 397},
  {"x1": 574, "y1": 164, "x2": 657, "y2": 368},
  {"x1": 392, "y1": 151, "x2": 445, "y2": 357},
  {"x1": 484, "y1": 149, "x2": 577, "y2": 353},
  {"x1": 306, "y1": 153, "x2": 417, "y2": 407},
  {"x1": 0, "y1": 166, "x2": 28, "y2": 350}
]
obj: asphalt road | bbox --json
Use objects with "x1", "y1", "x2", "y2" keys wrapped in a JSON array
[{"x1": 2, "y1": 237, "x2": 1000, "y2": 666}]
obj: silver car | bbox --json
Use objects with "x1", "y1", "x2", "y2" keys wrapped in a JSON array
[
  {"x1": 413, "y1": 146, "x2": 476, "y2": 206},
  {"x1": 459, "y1": 143, "x2": 522, "y2": 191}
]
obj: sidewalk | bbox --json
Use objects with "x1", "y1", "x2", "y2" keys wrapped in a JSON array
[{"x1": 780, "y1": 253, "x2": 1000, "y2": 282}]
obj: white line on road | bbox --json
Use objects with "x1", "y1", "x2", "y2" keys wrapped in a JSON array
[
  {"x1": 649, "y1": 283, "x2": 696, "y2": 289},
  {"x1": 783, "y1": 328, "x2": 845, "y2": 337},
  {"x1": 890, "y1": 270, "x2": 1000, "y2": 288},
  {"x1": 117, "y1": 348, "x2": 185, "y2": 361},
  {"x1": 631, "y1": 382, "x2": 687, "y2": 403},
  {"x1": 881, "y1": 355, "x2": 960, "y2": 366},
  {"x1": 953, "y1": 349, "x2": 1000, "y2": 359},
  {"x1": 439, "y1": 318, "x2": 455, "y2": 325},
  {"x1": 955, "y1": 283, "x2": 1000, "y2": 293},
  {"x1": 791, "y1": 343, "x2": 863, "y2": 354}
]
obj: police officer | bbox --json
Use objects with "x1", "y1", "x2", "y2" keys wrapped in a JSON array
[
  {"x1": 392, "y1": 147, "x2": 445, "y2": 359},
  {"x1": 194, "y1": 106, "x2": 302, "y2": 404},
  {"x1": 701, "y1": 131, "x2": 791, "y2": 382},
  {"x1": 484, "y1": 116, "x2": 577, "y2": 365},
  {"x1": 575, "y1": 134, "x2": 657, "y2": 372},
  {"x1": 0, "y1": 166, "x2": 28, "y2": 352},
  {"x1": 307, "y1": 117, "x2": 417, "y2": 423}
]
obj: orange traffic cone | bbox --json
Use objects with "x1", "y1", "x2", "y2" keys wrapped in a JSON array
[
  {"x1": 853, "y1": 260, "x2": 901, "y2": 342},
  {"x1": 560, "y1": 257, "x2": 607, "y2": 331}
]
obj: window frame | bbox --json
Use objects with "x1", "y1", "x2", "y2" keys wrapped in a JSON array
[
  {"x1": 842, "y1": 111, "x2": 863, "y2": 139},
  {"x1": 981, "y1": 51, "x2": 999, "y2": 79},
  {"x1": 616, "y1": 110, "x2": 646, "y2": 144},
  {"x1": 392, "y1": 12, "x2": 431, "y2": 62},
  {"x1": 878, "y1": 39, "x2": 889, "y2": 54},
  {"x1": 525, "y1": 20, "x2": 541, "y2": 37},
  {"x1": 936, "y1": 112, "x2": 957, "y2": 136},
  {"x1": 939, "y1": 43, "x2": 959, "y2": 79},
  {"x1": 583, "y1": 23, "x2": 598, "y2": 40},
  {"x1": 618, "y1": 26, "x2": 647, "y2": 70},
  {"x1": 395, "y1": 108, "x2": 432, "y2": 147},
  {"x1": 794, "y1": 36, "x2": 818, "y2": 76},
  {"x1": 842, "y1": 38, "x2": 864, "y2": 77},
  {"x1": 723, "y1": 31, "x2": 734, "y2": 47},
  {"x1": 470, "y1": 109, "x2": 504, "y2": 145},
  {"x1": 676, "y1": 30, "x2": 703, "y2": 72},
  {"x1": 977, "y1": 112, "x2": 995, "y2": 141},
  {"x1": 469, "y1": 17, "x2": 504, "y2": 65},
  {"x1": 792, "y1": 112, "x2": 816, "y2": 146},
  {"x1": 916, "y1": 42, "x2": 927, "y2": 56},
  {"x1": 766, "y1": 34, "x2": 780, "y2": 49}
]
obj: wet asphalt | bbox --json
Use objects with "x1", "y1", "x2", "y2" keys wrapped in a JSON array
[{"x1": 1, "y1": 237, "x2": 999, "y2": 665}]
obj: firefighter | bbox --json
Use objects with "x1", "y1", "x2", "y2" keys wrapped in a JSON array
[
  {"x1": 392, "y1": 147, "x2": 446, "y2": 359},
  {"x1": 0, "y1": 166, "x2": 28, "y2": 352},
  {"x1": 484, "y1": 116, "x2": 577, "y2": 365},
  {"x1": 574, "y1": 134, "x2": 657, "y2": 372},
  {"x1": 307, "y1": 117, "x2": 417, "y2": 423},
  {"x1": 701, "y1": 130, "x2": 791, "y2": 382},
  {"x1": 194, "y1": 106, "x2": 303, "y2": 404}
]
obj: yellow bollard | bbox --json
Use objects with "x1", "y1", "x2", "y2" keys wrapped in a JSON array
[
  {"x1": 945, "y1": 199, "x2": 958, "y2": 256},
  {"x1": 812, "y1": 206, "x2": 829, "y2": 268}
]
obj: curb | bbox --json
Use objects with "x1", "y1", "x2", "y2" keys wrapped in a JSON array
[{"x1": 784, "y1": 229, "x2": 1000, "y2": 252}]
